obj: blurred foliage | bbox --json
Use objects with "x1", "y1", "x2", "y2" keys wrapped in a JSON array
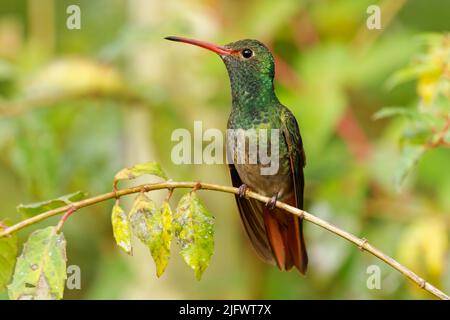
[
  {"x1": 375, "y1": 33, "x2": 449, "y2": 190},
  {"x1": 16, "y1": 190, "x2": 86, "y2": 217},
  {"x1": 0, "y1": 222, "x2": 17, "y2": 292},
  {"x1": 8, "y1": 226, "x2": 66, "y2": 300},
  {"x1": 0, "y1": 0, "x2": 449, "y2": 299}
]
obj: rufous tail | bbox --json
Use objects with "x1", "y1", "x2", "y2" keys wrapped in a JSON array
[{"x1": 263, "y1": 199, "x2": 308, "y2": 274}]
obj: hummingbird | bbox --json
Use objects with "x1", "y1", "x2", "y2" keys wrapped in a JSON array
[{"x1": 165, "y1": 36, "x2": 308, "y2": 274}]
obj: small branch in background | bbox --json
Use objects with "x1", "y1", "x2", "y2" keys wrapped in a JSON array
[
  {"x1": 0, "y1": 181, "x2": 448, "y2": 300},
  {"x1": 426, "y1": 115, "x2": 450, "y2": 149}
]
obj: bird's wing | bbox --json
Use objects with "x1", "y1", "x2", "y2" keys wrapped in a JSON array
[
  {"x1": 279, "y1": 106, "x2": 308, "y2": 273},
  {"x1": 228, "y1": 164, "x2": 275, "y2": 265},
  {"x1": 280, "y1": 107, "x2": 306, "y2": 208}
]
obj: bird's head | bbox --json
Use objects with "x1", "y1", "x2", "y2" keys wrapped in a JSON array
[{"x1": 165, "y1": 36, "x2": 275, "y2": 88}]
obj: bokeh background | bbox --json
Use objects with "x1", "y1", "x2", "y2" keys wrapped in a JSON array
[{"x1": 0, "y1": 0, "x2": 449, "y2": 299}]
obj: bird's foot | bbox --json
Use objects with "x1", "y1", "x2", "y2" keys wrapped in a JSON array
[
  {"x1": 238, "y1": 184, "x2": 248, "y2": 198},
  {"x1": 266, "y1": 194, "x2": 278, "y2": 210}
]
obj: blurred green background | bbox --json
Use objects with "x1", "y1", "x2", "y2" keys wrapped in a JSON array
[{"x1": 0, "y1": 0, "x2": 449, "y2": 299}]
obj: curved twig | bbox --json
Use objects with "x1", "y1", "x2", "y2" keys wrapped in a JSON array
[{"x1": 0, "y1": 181, "x2": 448, "y2": 300}]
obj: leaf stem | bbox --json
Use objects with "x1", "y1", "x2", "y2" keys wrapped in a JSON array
[
  {"x1": 0, "y1": 180, "x2": 448, "y2": 300},
  {"x1": 55, "y1": 206, "x2": 78, "y2": 233}
]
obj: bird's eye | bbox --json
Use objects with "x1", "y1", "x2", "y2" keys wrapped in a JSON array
[{"x1": 241, "y1": 49, "x2": 253, "y2": 59}]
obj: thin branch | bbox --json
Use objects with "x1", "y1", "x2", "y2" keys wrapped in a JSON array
[{"x1": 0, "y1": 181, "x2": 448, "y2": 300}]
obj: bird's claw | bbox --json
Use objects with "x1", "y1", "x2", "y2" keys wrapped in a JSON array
[
  {"x1": 238, "y1": 184, "x2": 248, "y2": 198},
  {"x1": 266, "y1": 194, "x2": 278, "y2": 210}
]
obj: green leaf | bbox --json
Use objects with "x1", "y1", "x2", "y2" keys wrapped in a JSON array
[
  {"x1": 16, "y1": 191, "x2": 87, "y2": 217},
  {"x1": 111, "y1": 201, "x2": 132, "y2": 255},
  {"x1": 114, "y1": 162, "x2": 168, "y2": 186},
  {"x1": 400, "y1": 126, "x2": 433, "y2": 146},
  {"x1": 0, "y1": 223, "x2": 18, "y2": 292},
  {"x1": 386, "y1": 64, "x2": 431, "y2": 89},
  {"x1": 174, "y1": 192, "x2": 214, "y2": 280},
  {"x1": 148, "y1": 201, "x2": 173, "y2": 277},
  {"x1": 373, "y1": 107, "x2": 411, "y2": 120},
  {"x1": 373, "y1": 107, "x2": 434, "y2": 123},
  {"x1": 8, "y1": 227, "x2": 67, "y2": 300},
  {"x1": 395, "y1": 145, "x2": 426, "y2": 190}
]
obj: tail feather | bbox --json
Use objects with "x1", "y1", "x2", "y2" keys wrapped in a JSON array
[
  {"x1": 263, "y1": 196, "x2": 308, "y2": 274},
  {"x1": 262, "y1": 208, "x2": 286, "y2": 270},
  {"x1": 287, "y1": 216, "x2": 308, "y2": 274}
]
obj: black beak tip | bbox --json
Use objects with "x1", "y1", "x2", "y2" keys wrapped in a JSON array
[{"x1": 164, "y1": 36, "x2": 178, "y2": 42}]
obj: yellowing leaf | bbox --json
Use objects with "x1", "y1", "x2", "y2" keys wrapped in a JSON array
[
  {"x1": 398, "y1": 217, "x2": 448, "y2": 294},
  {"x1": 111, "y1": 201, "x2": 132, "y2": 255},
  {"x1": 128, "y1": 193, "x2": 158, "y2": 244},
  {"x1": 148, "y1": 201, "x2": 173, "y2": 277},
  {"x1": 17, "y1": 191, "x2": 87, "y2": 217},
  {"x1": 174, "y1": 192, "x2": 214, "y2": 280},
  {"x1": 128, "y1": 193, "x2": 172, "y2": 277},
  {"x1": 8, "y1": 227, "x2": 67, "y2": 300},
  {"x1": 0, "y1": 223, "x2": 18, "y2": 292},
  {"x1": 114, "y1": 162, "x2": 167, "y2": 187}
]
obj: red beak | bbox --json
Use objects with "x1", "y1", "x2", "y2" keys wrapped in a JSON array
[{"x1": 165, "y1": 36, "x2": 234, "y2": 56}]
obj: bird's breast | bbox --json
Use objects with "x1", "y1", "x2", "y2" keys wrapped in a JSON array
[
  {"x1": 229, "y1": 131, "x2": 292, "y2": 199},
  {"x1": 234, "y1": 161, "x2": 292, "y2": 199},
  {"x1": 227, "y1": 104, "x2": 293, "y2": 198}
]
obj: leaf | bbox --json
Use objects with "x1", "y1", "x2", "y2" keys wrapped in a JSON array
[
  {"x1": 128, "y1": 193, "x2": 158, "y2": 244},
  {"x1": 400, "y1": 126, "x2": 433, "y2": 146},
  {"x1": 394, "y1": 145, "x2": 426, "y2": 190},
  {"x1": 147, "y1": 201, "x2": 172, "y2": 277},
  {"x1": 373, "y1": 107, "x2": 434, "y2": 124},
  {"x1": 16, "y1": 191, "x2": 87, "y2": 217},
  {"x1": 0, "y1": 223, "x2": 18, "y2": 292},
  {"x1": 128, "y1": 193, "x2": 172, "y2": 277},
  {"x1": 174, "y1": 192, "x2": 214, "y2": 280},
  {"x1": 114, "y1": 162, "x2": 167, "y2": 186},
  {"x1": 8, "y1": 227, "x2": 67, "y2": 300},
  {"x1": 111, "y1": 201, "x2": 132, "y2": 255},
  {"x1": 398, "y1": 217, "x2": 448, "y2": 293},
  {"x1": 373, "y1": 106, "x2": 413, "y2": 120},
  {"x1": 386, "y1": 64, "x2": 430, "y2": 89}
]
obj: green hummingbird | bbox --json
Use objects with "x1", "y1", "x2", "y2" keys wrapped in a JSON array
[{"x1": 165, "y1": 36, "x2": 308, "y2": 274}]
